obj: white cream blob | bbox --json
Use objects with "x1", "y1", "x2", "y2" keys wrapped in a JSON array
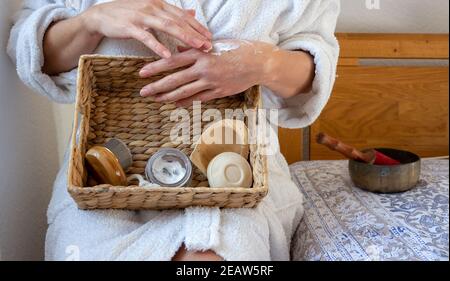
[
  {"x1": 210, "y1": 40, "x2": 254, "y2": 56},
  {"x1": 152, "y1": 157, "x2": 187, "y2": 185},
  {"x1": 210, "y1": 42, "x2": 241, "y2": 56}
]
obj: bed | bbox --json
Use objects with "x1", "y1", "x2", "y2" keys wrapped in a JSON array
[{"x1": 290, "y1": 159, "x2": 449, "y2": 261}]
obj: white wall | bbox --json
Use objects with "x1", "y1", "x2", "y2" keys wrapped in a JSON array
[
  {"x1": 338, "y1": 0, "x2": 449, "y2": 33},
  {"x1": 53, "y1": 104, "x2": 74, "y2": 163},
  {"x1": 0, "y1": 0, "x2": 59, "y2": 260}
]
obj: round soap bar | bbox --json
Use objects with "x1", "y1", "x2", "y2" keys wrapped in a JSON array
[{"x1": 207, "y1": 152, "x2": 253, "y2": 188}]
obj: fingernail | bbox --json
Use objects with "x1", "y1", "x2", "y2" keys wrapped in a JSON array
[
  {"x1": 139, "y1": 69, "x2": 150, "y2": 77},
  {"x1": 203, "y1": 41, "x2": 213, "y2": 51},
  {"x1": 140, "y1": 88, "x2": 150, "y2": 97}
]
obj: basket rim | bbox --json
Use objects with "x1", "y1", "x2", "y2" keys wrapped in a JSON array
[
  {"x1": 80, "y1": 54, "x2": 161, "y2": 62},
  {"x1": 68, "y1": 184, "x2": 268, "y2": 194},
  {"x1": 67, "y1": 55, "x2": 269, "y2": 208}
]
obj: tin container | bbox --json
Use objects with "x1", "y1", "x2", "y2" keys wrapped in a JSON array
[
  {"x1": 349, "y1": 148, "x2": 421, "y2": 193},
  {"x1": 145, "y1": 148, "x2": 193, "y2": 188}
]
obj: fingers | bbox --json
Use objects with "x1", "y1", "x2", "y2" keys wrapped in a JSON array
[
  {"x1": 129, "y1": 27, "x2": 171, "y2": 58},
  {"x1": 140, "y1": 49, "x2": 199, "y2": 77},
  {"x1": 163, "y1": 4, "x2": 212, "y2": 40},
  {"x1": 175, "y1": 90, "x2": 217, "y2": 107},
  {"x1": 142, "y1": 15, "x2": 208, "y2": 50},
  {"x1": 132, "y1": 2, "x2": 212, "y2": 55},
  {"x1": 153, "y1": 80, "x2": 211, "y2": 102},
  {"x1": 140, "y1": 69, "x2": 199, "y2": 97}
]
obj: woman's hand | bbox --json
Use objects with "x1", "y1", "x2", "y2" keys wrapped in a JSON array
[
  {"x1": 43, "y1": 0, "x2": 212, "y2": 75},
  {"x1": 139, "y1": 40, "x2": 275, "y2": 107},
  {"x1": 139, "y1": 39, "x2": 315, "y2": 107},
  {"x1": 83, "y1": 0, "x2": 212, "y2": 58}
]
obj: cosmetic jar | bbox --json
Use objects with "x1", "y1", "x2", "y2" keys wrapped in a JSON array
[{"x1": 146, "y1": 148, "x2": 193, "y2": 187}]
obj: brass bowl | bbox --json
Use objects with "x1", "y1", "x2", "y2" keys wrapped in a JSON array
[{"x1": 349, "y1": 148, "x2": 421, "y2": 193}]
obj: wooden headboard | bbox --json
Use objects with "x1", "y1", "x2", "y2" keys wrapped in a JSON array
[{"x1": 279, "y1": 33, "x2": 449, "y2": 164}]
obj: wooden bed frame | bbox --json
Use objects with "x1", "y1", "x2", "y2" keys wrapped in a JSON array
[{"x1": 279, "y1": 33, "x2": 449, "y2": 164}]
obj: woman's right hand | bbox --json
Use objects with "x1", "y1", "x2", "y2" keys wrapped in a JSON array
[{"x1": 81, "y1": 0, "x2": 212, "y2": 58}]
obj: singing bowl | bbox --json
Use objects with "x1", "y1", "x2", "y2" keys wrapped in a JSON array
[{"x1": 349, "y1": 148, "x2": 421, "y2": 193}]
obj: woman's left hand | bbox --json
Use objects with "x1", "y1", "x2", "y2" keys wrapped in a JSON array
[{"x1": 139, "y1": 40, "x2": 275, "y2": 107}]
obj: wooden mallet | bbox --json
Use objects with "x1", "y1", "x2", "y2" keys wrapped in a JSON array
[{"x1": 316, "y1": 132, "x2": 401, "y2": 166}]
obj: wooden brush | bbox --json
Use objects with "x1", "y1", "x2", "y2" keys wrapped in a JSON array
[
  {"x1": 85, "y1": 138, "x2": 133, "y2": 186},
  {"x1": 316, "y1": 132, "x2": 401, "y2": 166}
]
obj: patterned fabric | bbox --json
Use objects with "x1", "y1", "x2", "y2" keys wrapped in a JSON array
[{"x1": 290, "y1": 159, "x2": 449, "y2": 261}]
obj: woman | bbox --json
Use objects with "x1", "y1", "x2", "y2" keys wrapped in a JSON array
[{"x1": 8, "y1": 0, "x2": 339, "y2": 261}]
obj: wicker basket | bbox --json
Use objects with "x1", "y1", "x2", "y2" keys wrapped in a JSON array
[{"x1": 67, "y1": 55, "x2": 269, "y2": 210}]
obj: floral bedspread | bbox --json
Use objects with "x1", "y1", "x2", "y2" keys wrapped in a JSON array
[{"x1": 290, "y1": 159, "x2": 449, "y2": 261}]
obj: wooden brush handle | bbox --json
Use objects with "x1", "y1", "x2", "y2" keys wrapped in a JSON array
[{"x1": 316, "y1": 133, "x2": 374, "y2": 163}]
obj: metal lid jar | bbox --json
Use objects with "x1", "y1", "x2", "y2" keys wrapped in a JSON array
[{"x1": 145, "y1": 148, "x2": 193, "y2": 187}]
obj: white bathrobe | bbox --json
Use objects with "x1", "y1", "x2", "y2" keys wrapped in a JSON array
[{"x1": 8, "y1": 0, "x2": 340, "y2": 261}]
